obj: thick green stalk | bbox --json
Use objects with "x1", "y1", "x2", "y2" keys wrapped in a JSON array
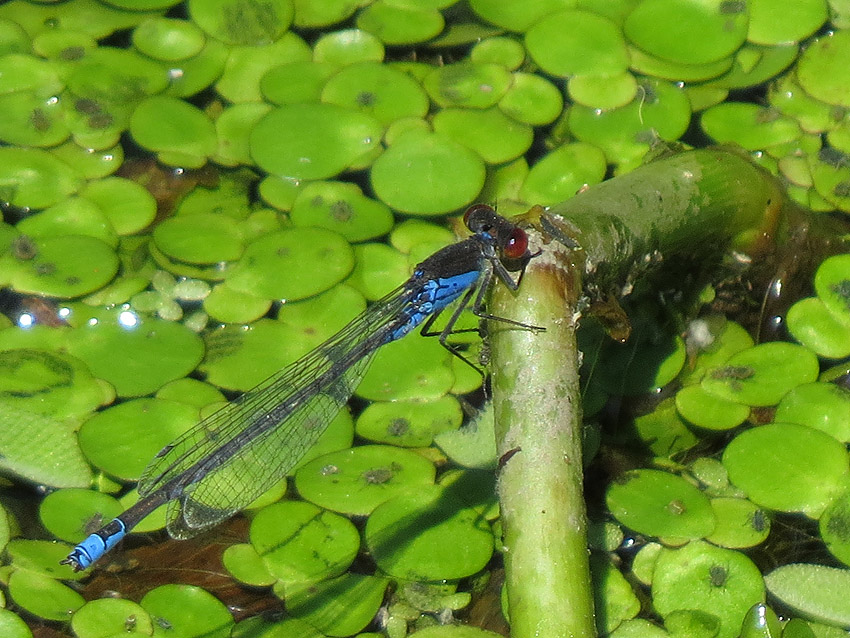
[
  {"x1": 489, "y1": 236, "x2": 594, "y2": 638},
  {"x1": 486, "y1": 148, "x2": 789, "y2": 637}
]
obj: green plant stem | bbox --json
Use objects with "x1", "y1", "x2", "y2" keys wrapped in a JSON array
[
  {"x1": 486, "y1": 148, "x2": 789, "y2": 637},
  {"x1": 490, "y1": 236, "x2": 593, "y2": 638},
  {"x1": 541, "y1": 147, "x2": 785, "y2": 297}
]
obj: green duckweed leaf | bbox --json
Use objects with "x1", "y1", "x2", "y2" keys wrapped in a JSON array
[
  {"x1": 6, "y1": 235, "x2": 118, "y2": 299},
  {"x1": 216, "y1": 32, "x2": 311, "y2": 103},
  {"x1": 624, "y1": 0, "x2": 748, "y2": 65},
  {"x1": 1, "y1": 0, "x2": 163, "y2": 38},
  {"x1": 0, "y1": 53, "x2": 63, "y2": 96},
  {"x1": 0, "y1": 348, "x2": 109, "y2": 488},
  {"x1": 48, "y1": 141, "x2": 123, "y2": 180},
  {"x1": 814, "y1": 254, "x2": 850, "y2": 323},
  {"x1": 78, "y1": 397, "x2": 199, "y2": 481},
  {"x1": 188, "y1": 0, "x2": 293, "y2": 45},
  {"x1": 312, "y1": 27, "x2": 384, "y2": 65},
  {"x1": 0, "y1": 91, "x2": 70, "y2": 148},
  {"x1": 66, "y1": 313, "x2": 204, "y2": 397},
  {"x1": 606, "y1": 469, "x2": 716, "y2": 544},
  {"x1": 723, "y1": 422, "x2": 850, "y2": 517},
  {"x1": 222, "y1": 543, "x2": 276, "y2": 587},
  {"x1": 286, "y1": 573, "x2": 389, "y2": 636},
  {"x1": 214, "y1": 103, "x2": 274, "y2": 167},
  {"x1": 634, "y1": 398, "x2": 699, "y2": 457},
  {"x1": 796, "y1": 30, "x2": 850, "y2": 107},
  {"x1": 675, "y1": 384, "x2": 750, "y2": 431},
  {"x1": 294, "y1": 444, "x2": 436, "y2": 516},
  {"x1": 775, "y1": 382, "x2": 850, "y2": 443},
  {"x1": 389, "y1": 219, "x2": 454, "y2": 255},
  {"x1": 432, "y1": 106, "x2": 533, "y2": 165},
  {"x1": 526, "y1": 10, "x2": 629, "y2": 78},
  {"x1": 80, "y1": 176, "x2": 156, "y2": 236},
  {"x1": 370, "y1": 130, "x2": 485, "y2": 215},
  {"x1": 250, "y1": 501, "x2": 360, "y2": 585},
  {"x1": 748, "y1": 0, "x2": 827, "y2": 45},
  {"x1": 251, "y1": 103, "x2": 383, "y2": 180},
  {"x1": 704, "y1": 43, "x2": 799, "y2": 91},
  {"x1": 292, "y1": 0, "x2": 360, "y2": 27},
  {"x1": 705, "y1": 497, "x2": 770, "y2": 549},
  {"x1": 356, "y1": 330, "x2": 454, "y2": 401},
  {"x1": 365, "y1": 485, "x2": 493, "y2": 581},
  {"x1": 434, "y1": 401, "x2": 497, "y2": 470},
  {"x1": 0, "y1": 608, "x2": 33, "y2": 638},
  {"x1": 321, "y1": 61, "x2": 429, "y2": 125},
  {"x1": 568, "y1": 71, "x2": 638, "y2": 110},
  {"x1": 225, "y1": 227, "x2": 355, "y2": 301},
  {"x1": 498, "y1": 72, "x2": 563, "y2": 126},
  {"x1": 70, "y1": 598, "x2": 154, "y2": 637},
  {"x1": 164, "y1": 37, "x2": 230, "y2": 99},
  {"x1": 153, "y1": 212, "x2": 244, "y2": 265},
  {"x1": 203, "y1": 283, "x2": 272, "y2": 324},
  {"x1": 67, "y1": 46, "x2": 169, "y2": 109},
  {"x1": 140, "y1": 584, "x2": 234, "y2": 638},
  {"x1": 765, "y1": 563, "x2": 850, "y2": 626},
  {"x1": 819, "y1": 489, "x2": 850, "y2": 567},
  {"x1": 133, "y1": 17, "x2": 206, "y2": 61},
  {"x1": 7, "y1": 570, "x2": 84, "y2": 621},
  {"x1": 568, "y1": 80, "x2": 691, "y2": 166},
  {"x1": 701, "y1": 102, "x2": 801, "y2": 150},
  {"x1": 469, "y1": 0, "x2": 572, "y2": 31},
  {"x1": 40, "y1": 487, "x2": 123, "y2": 544},
  {"x1": 702, "y1": 342, "x2": 819, "y2": 407},
  {"x1": 471, "y1": 36, "x2": 525, "y2": 69},
  {"x1": 519, "y1": 142, "x2": 607, "y2": 206},
  {"x1": 628, "y1": 45, "x2": 733, "y2": 82},
  {"x1": 355, "y1": 2, "x2": 444, "y2": 45},
  {"x1": 0, "y1": 19, "x2": 31, "y2": 56},
  {"x1": 260, "y1": 60, "x2": 338, "y2": 105},
  {"x1": 130, "y1": 96, "x2": 218, "y2": 168},
  {"x1": 0, "y1": 147, "x2": 82, "y2": 209},
  {"x1": 290, "y1": 181, "x2": 394, "y2": 242},
  {"x1": 652, "y1": 541, "x2": 764, "y2": 638},
  {"x1": 591, "y1": 553, "x2": 641, "y2": 634},
  {"x1": 422, "y1": 61, "x2": 511, "y2": 109},
  {"x1": 680, "y1": 318, "x2": 754, "y2": 385},
  {"x1": 16, "y1": 197, "x2": 118, "y2": 248},
  {"x1": 356, "y1": 396, "x2": 463, "y2": 447}
]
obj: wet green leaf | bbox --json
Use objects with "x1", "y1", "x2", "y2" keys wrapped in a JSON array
[
  {"x1": 295, "y1": 444, "x2": 436, "y2": 515},
  {"x1": 70, "y1": 598, "x2": 154, "y2": 638},
  {"x1": 8, "y1": 570, "x2": 84, "y2": 621},
  {"x1": 370, "y1": 130, "x2": 485, "y2": 215},
  {"x1": 78, "y1": 397, "x2": 199, "y2": 481},
  {"x1": 251, "y1": 103, "x2": 382, "y2": 180},
  {"x1": 188, "y1": 0, "x2": 293, "y2": 45},
  {"x1": 653, "y1": 541, "x2": 764, "y2": 638},
  {"x1": 250, "y1": 501, "x2": 359, "y2": 585},
  {"x1": 140, "y1": 584, "x2": 234, "y2": 638},
  {"x1": 723, "y1": 422, "x2": 849, "y2": 516},
  {"x1": 365, "y1": 485, "x2": 493, "y2": 580},
  {"x1": 765, "y1": 564, "x2": 850, "y2": 626},
  {"x1": 606, "y1": 469, "x2": 716, "y2": 543}
]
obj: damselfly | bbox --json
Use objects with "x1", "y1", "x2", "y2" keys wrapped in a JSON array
[{"x1": 62, "y1": 204, "x2": 541, "y2": 571}]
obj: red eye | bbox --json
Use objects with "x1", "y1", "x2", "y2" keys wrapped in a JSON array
[
  {"x1": 463, "y1": 203, "x2": 495, "y2": 228},
  {"x1": 503, "y1": 228, "x2": 528, "y2": 259}
]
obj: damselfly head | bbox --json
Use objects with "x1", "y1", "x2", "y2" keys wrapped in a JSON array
[{"x1": 463, "y1": 203, "x2": 531, "y2": 263}]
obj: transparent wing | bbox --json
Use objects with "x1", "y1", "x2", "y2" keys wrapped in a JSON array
[
  {"x1": 165, "y1": 352, "x2": 376, "y2": 538},
  {"x1": 137, "y1": 285, "x2": 412, "y2": 539}
]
